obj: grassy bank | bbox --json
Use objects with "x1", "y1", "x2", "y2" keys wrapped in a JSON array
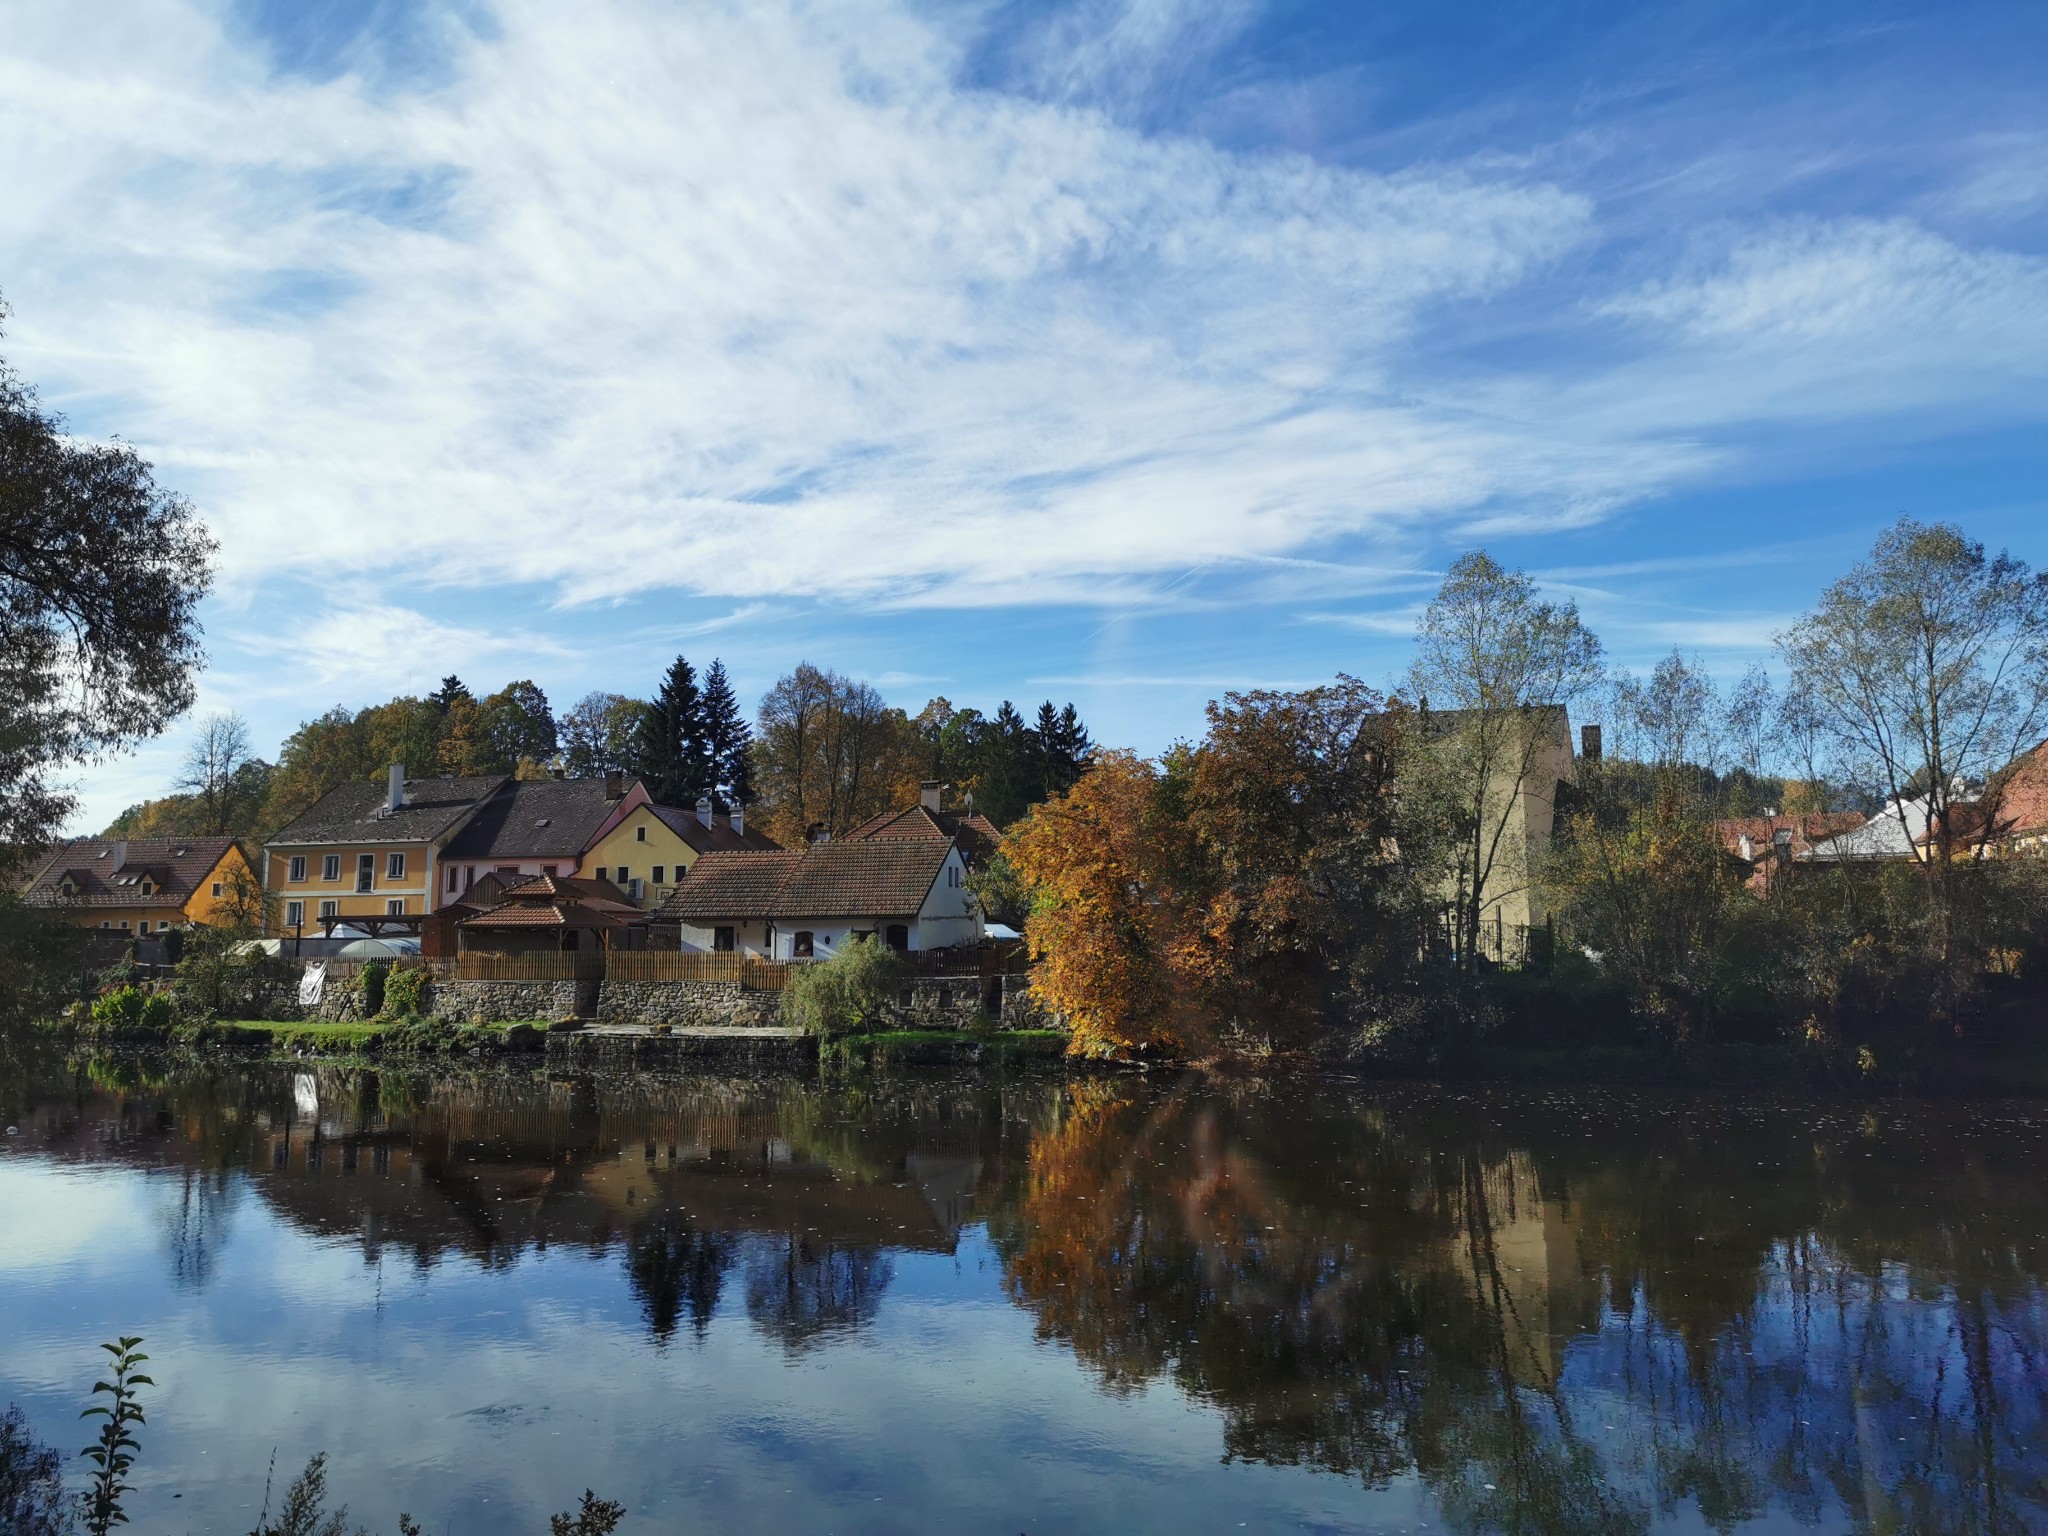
[{"x1": 37, "y1": 1016, "x2": 557, "y2": 1058}]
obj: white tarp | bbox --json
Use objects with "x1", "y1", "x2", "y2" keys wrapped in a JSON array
[{"x1": 298, "y1": 961, "x2": 327, "y2": 1007}]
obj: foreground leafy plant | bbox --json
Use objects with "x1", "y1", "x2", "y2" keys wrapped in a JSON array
[{"x1": 79, "y1": 1336, "x2": 151, "y2": 1535}]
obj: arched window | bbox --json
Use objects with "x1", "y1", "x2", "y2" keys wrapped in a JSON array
[{"x1": 792, "y1": 931, "x2": 815, "y2": 958}]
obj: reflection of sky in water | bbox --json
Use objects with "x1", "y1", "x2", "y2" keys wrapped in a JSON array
[{"x1": 0, "y1": 1067, "x2": 2041, "y2": 1534}]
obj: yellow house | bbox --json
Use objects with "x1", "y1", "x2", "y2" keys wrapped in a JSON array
[
  {"x1": 264, "y1": 768, "x2": 505, "y2": 938},
  {"x1": 578, "y1": 798, "x2": 780, "y2": 910},
  {"x1": 20, "y1": 836, "x2": 257, "y2": 936}
]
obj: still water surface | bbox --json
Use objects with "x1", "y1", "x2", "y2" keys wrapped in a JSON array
[{"x1": 1, "y1": 1056, "x2": 2043, "y2": 1533}]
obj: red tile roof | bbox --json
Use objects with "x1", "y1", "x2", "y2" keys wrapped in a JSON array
[{"x1": 842, "y1": 804, "x2": 1001, "y2": 859}]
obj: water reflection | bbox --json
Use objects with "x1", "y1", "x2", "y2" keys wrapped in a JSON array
[{"x1": 5, "y1": 1056, "x2": 2046, "y2": 1533}]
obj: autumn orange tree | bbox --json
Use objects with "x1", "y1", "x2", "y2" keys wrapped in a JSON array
[
  {"x1": 1177, "y1": 680, "x2": 1419, "y2": 1048},
  {"x1": 1006, "y1": 749, "x2": 1200, "y2": 1058},
  {"x1": 1008, "y1": 682, "x2": 1426, "y2": 1058}
]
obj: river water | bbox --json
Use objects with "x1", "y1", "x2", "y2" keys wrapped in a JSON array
[{"x1": 0, "y1": 1055, "x2": 2042, "y2": 1534}]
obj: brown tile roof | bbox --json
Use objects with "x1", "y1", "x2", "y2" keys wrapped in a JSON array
[
  {"x1": 649, "y1": 804, "x2": 782, "y2": 853},
  {"x1": 458, "y1": 901, "x2": 626, "y2": 930},
  {"x1": 443, "y1": 778, "x2": 635, "y2": 860},
  {"x1": 842, "y1": 804, "x2": 1002, "y2": 859},
  {"x1": 269, "y1": 776, "x2": 506, "y2": 847},
  {"x1": 495, "y1": 873, "x2": 641, "y2": 913},
  {"x1": 657, "y1": 851, "x2": 804, "y2": 922},
  {"x1": 656, "y1": 840, "x2": 952, "y2": 922},
  {"x1": 21, "y1": 837, "x2": 241, "y2": 910}
]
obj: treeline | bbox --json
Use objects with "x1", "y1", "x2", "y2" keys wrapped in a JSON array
[
  {"x1": 1009, "y1": 520, "x2": 2048, "y2": 1064},
  {"x1": 105, "y1": 660, "x2": 1092, "y2": 850}
]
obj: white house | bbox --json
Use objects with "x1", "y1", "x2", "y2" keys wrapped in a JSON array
[{"x1": 655, "y1": 837, "x2": 982, "y2": 958}]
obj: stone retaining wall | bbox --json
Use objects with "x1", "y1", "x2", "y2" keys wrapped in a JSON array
[
  {"x1": 434, "y1": 978, "x2": 581, "y2": 1023},
  {"x1": 594, "y1": 980, "x2": 783, "y2": 1029}
]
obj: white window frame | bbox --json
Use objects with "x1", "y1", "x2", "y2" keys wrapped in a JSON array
[
  {"x1": 289, "y1": 855, "x2": 307, "y2": 883},
  {"x1": 322, "y1": 854, "x2": 341, "y2": 882},
  {"x1": 386, "y1": 898, "x2": 405, "y2": 916},
  {"x1": 285, "y1": 900, "x2": 304, "y2": 928},
  {"x1": 387, "y1": 851, "x2": 406, "y2": 879},
  {"x1": 319, "y1": 899, "x2": 339, "y2": 919},
  {"x1": 356, "y1": 853, "x2": 375, "y2": 892},
  {"x1": 211, "y1": 881, "x2": 224, "y2": 897},
  {"x1": 636, "y1": 824, "x2": 647, "y2": 842},
  {"x1": 447, "y1": 865, "x2": 460, "y2": 893}
]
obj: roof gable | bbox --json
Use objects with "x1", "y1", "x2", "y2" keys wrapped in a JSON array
[{"x1": 20, "y1": 837, "x2": 243, "y2": 909}]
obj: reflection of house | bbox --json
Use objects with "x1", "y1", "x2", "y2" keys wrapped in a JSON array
[
  {"x1": 437, "y1": 773, "x2": 648, "y2": 904},
  {"x1": 655, "y1": 838, "x2": 981, "y2": 958},
  {"x1": 578, "y1": 796, "x2": 780, "y2": 912},
  {"x1": 1715, "y1": 812, "x2": 1866, "y2": 893},
  {"x1": 20, "y1": 836, "x2": 254, "y2": 937},
  {"x1": 264, "y1": 767, "x2": 503, "y2": 937}
]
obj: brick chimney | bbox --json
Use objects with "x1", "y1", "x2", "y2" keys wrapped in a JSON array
[
  {"x1": 386, "y1": 763, "x2": 407, "y2": 814},
  {"x1": 1580, "y1": 724, "x2": 1602, "y2": 764},
  {"x1": 605, "y1": 771, "x2": 623, "y2": 800},
  {"x1": 920, "y1": 780, "x2": 944, "y2": 812}
]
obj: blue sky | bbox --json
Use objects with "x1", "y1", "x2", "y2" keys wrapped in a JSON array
[{"x1": 5, "y1": 0, "x2": 2045, "y2": 829}]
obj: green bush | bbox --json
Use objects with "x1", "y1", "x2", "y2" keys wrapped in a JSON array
[
  {"x1": 138, "y1": 993, "x2": 174, "y2": 1033},
  {"x1": 781, "y1": 936, "x2": 910, "y2": 1039},
  {"x1": 359, "y1": 959, "x2": 389, "y2": 1018},
  {"x1": 381, "y1": 965, "x2": 430, "y2": 1020},
  {"x1": 380, "y1": 1016, "x2": 489, "y2": 1054},
  {"x1": 171, "y1": 927, "x2": 285, "y2": 1023},
  {"x1": 91, "y1": 987, "x2": 145, "y2": 1031}
]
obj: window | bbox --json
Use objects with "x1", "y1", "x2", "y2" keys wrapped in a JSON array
[
  {"x1": 792, "y1": 930, "x2": 815, "y2": 958},
  {"x1": 322, "y1": 854, "x2": 341, "y2": 881},
  {"x1": 713, "y1": 926, "x2": 736, "y2": 953},
  {"x1": 319, "y1": 899, "x2": 339, "y2": 919},
  {"x1": 628, "y1": 878, "x2": 644, "y2": 901},
  {"x1": 101, "y1": 920, "x2": 112, "y2": 930},
  {"x1": 387, "y1": 852, "x2": 406, "y2": 879},
  {"x1": 595, "y1": 867, "x2": 608, "y2": 882},
  {"x1": 615, "y1": 866, "x2": 629, "y2": 884},
  {"x1": 636, "y1": 824, "x2": 646, "y2": 842},
  {"x1": 542, "y1": 864, "x2": 558, "y2": 877},
  {"x1": 138, "y1": 920, "x2": 150, "y2": 933},
  {"x1": 447, "y1": 865, "x2": 460, "y2": 893},
  {"x1": 289, "y1": 855, "x2": 307, "y2": 883},
  {"x1": 356, "y1": 853, "x2": 375, "y2": 892},
  {"x1": 211, "y1": 881, "x2": 224, "y2": 897},
  {"x1": 651, "y1": 866, "x2": 665, "y2": 885},
  {"x1": 387, "y1": 898, "x2": 406, "y2": 915},
  {"x1": 138, "y1": 880, "x2": 154, "y2": 896},
  {"x1": 118, "y1": 920, "x2": 130, "y2": 931},
  {"x1": 885, "y1": 924, "x2": 910, "y2": 952},
  {"x1": 285, "y1": 900, "x2": 303, "y2": 927}
]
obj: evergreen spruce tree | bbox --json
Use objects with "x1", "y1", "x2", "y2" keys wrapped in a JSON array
[
  {"x1": 634, "y1": 656, "x2": 712, "y2": 807},
  {"x1": 428, "y1": 675, "x2": 472, "y2": 714},
  {"x1": 700, "y1": 660, "x2": 753, "y2": 811}
]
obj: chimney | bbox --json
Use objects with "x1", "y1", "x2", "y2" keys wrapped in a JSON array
[
  {"x1": 111, "y1": 839, "x2": 128, "y2": 871},
  {"x1": 731, "y1": 804, "x2": 744, "y2": 840},
  {"x1": 1580, "y1": 724, "x2": 1602, "y2": 764},
  {"x1": 920, "y1": 780, "x2": 944, "y2": 812},
  {"x1": 386, "y1": 763, "x2": 407, "y2": 814},
  {"x1": 697, "y1": 796, "x2": 713, "y2": 828},
  {"x1": 605, "y1": 771, "x2": 623, "y2": 800}
]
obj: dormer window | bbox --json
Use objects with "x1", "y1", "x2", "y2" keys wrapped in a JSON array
[{"x1": 139, "y1": 879, "x2": 154, "y2": 896}]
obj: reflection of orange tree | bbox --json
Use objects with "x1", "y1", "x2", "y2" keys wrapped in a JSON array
[{"x1": 989, "y1": 1082, "x2": 1651, "y2": 1531}]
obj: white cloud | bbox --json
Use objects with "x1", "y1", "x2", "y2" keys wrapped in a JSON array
[{"x1": 0, "y1": 0, "x2": 1622, "y2": 615}]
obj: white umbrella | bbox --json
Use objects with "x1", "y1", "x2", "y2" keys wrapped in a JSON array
[{"x1": 335, "y1": 937, "x2": 416, "y2": 960}]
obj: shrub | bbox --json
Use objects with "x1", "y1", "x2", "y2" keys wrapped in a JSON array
[
  {"x1": 91, "y1": 986, "x2": 145, "y2": 1031},
  {"x1": 381, "y1": 965, "x2": 430, "y2": 1020},
  {"x1": 171, "y1": 927, "x2": 286, "y2": 1023},
  {"x1": 781, "y1": 936, "x2": 910, "y2": 1039},
  {"x1": 359, "y1": 959, "x2": 389, "y2": 1018},
  {"x1": 138, "y1": 992, "x2": 174, "y2": 1033},
  {"x1": 381, "y1": 1016, "x2": 487, "y2": 1054}
]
